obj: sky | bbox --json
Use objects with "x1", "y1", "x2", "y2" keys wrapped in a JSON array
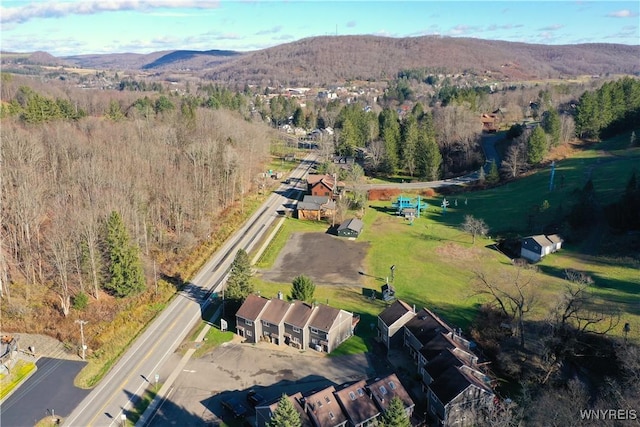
[{"x1": 0, "y1": 0, "x2": 638, "y2": 57}]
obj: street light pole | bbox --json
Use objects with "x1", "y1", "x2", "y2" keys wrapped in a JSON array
[{"x1": 75, "y1": 320, "x2": 88, "y2": 360}]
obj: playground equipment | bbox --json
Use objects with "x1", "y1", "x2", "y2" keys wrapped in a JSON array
[{"x1": 392, "y1": 195, "x2": 428, "y2": 218}]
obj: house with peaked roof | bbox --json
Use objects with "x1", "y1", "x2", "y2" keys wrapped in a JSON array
[
  {"x1": 367, "y1": 373, "x2": 415, "y2": 419},
  {"x1": 307, "y1": 174, "x2": 344, "y2": 199},
  {"x1": 521, "y1": 234, "x2": 563, "y2": 262},
  {"x1": 377, "y1": 300, "x2": 415, "y2": 351},
  {"x1": 308, "y1": 304, "x2": 354, "y2": 353},
  {"x1": 403, "y1": 308, "x2": 453, "y2": 362},
  {"x1": 334, "y1": 379, "x2": 380, "y2": 427},
  {"x1": 297, "y1": 195, "x2": 337, "y2": 221},
  {"x1": 426, "y1": 365, "x2": 494, "y2": 426},
  {"x1": 283, "y1": 300, "x2": 316, "y2": 349},
  {"x1": 259, "y1": 296, "x2": 293, "y2": 345},
  {"x1": 256, "y1": 391, "x2": 314, "y2": 427},
  {"x1": 336, "y1": 218, "x2": 364, "y2": 238},
  {"x1": 255, "y1": 374, "x2": 415, "y2": 427},
  {"x1": 375, "y1": 300, "x2": 496, "y2": 426},
  {"x1": 304, "y1": 385, "x2": 348, "y2": 427},
  {"x1": 235, "y1": 294, "x2": 271, "y2": 343}
]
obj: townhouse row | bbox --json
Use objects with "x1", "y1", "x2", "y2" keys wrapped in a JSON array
[
  {"x1": 256, "y1": 372, "x2": 415, "y2": 427},
  {"x1": 377, "y1": 300, "x2": 496, "y2": 427},
  {"x1": 236, "y1": 294, "x2": 358, "y2": 353}
]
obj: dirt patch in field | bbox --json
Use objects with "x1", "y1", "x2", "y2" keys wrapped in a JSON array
[
  {"x1": 434, "y1": 242, "x2": 483, "y2": 263},
  {"x1": 258, "y1": 232, "x2": 369, "y2": 285}
]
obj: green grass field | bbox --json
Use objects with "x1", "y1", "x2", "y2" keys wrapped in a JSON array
[{"x1": 253, "y1": 133, "x2": 640, "y2": 347}]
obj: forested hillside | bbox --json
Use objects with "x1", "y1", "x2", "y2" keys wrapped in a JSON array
[
  {"x1": 0, "y1": 75, "x2": 273, "y2": 345},
  {"x1": 205, "y1": 36, "x2": 640, "y2": 86}
]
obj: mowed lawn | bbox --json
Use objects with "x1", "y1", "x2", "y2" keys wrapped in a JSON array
[{"x1": 253, "y1": 133, "x2": 640, "y2": 347}]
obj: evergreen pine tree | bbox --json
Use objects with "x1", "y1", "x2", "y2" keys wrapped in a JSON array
[
  {"x1": 415, "y1": 119, "x2": 442, "y2": 180},
  {"x1": 401, "y1": 115, "x2": 419, "y2": 177},
  {"x1": 104, "y1": 211, "x2": 145, "y2": 297},
  {"x1": 268, "y1": 395, "x2": 302, "y2": 427},
  {"x1": 379, "y1": 396, "x2": 411, "y2": 427},
  {"x1": 225, "y1": 249, "x2": 253, "y2": 300},
  {"x1": 290, "y1": 275, "x2": 315, "y2": 302},
  {"x1": 486, "y1": 160, "x2": 500, "y2": 185},
  {"x1": 527, "y1": 126, "x2": 548, "y2": 165},
  {"x1": 542, "y1": 108, "x2": 561, "y2": 147},
  {"x1": 379, "y1": 108, "x2": 401, "y2": 175}
]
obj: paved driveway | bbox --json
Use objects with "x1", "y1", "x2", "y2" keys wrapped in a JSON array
[
  {"x1": 0, "y1": 357, "x2": 89, "y2": 427},
  {"x1": 147, "y1": 339, "x2": 378, "y2": 426}
]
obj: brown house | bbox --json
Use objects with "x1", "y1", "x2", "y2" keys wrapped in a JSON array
[
  {"x1": 306, "y1": 174, "x2": 344, "y2": 199},
  {"x1": 297, "y1": 195, "x2": 336, "y2": 221},
  {"x1": 481, "y1": 113, "x2": 499, "y2": 133}
]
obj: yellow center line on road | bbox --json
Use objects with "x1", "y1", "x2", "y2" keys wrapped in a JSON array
[{"x1": 86, "y1": 310, "x2": 187, "y2": 426}]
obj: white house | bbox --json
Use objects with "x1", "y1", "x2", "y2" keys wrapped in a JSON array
[{"x1": 521, "y1": 234, "x2": 563, "y2": 262}]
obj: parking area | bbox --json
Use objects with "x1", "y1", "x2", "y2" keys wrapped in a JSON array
[
  {"x1": 258, "y1": 231, "x2": 369, "y2": 285},
  {"x1": 148, "y1": 337, "x2": 379, "y2": 426}
]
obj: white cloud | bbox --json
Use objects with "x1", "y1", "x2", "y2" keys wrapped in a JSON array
[
  {"x1": 606, "y1": 9, "x2": 638, "y2": 18},
  {"x1": 0, "y1": 0, "x2": 220, "y2": 24},
  {"x1": 539, "y1": 24, "x2": 564, "y2": 31},
  {"x1": 449, "y1": 25, "x2": 481, "y2": 36},
  {"x1": 255, "y1": 26, "x2": 283, "y2": 36}
]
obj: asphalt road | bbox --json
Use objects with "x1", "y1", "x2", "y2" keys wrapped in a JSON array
[
  {"x1": 1, "y1": 358, "x2": 89, "y2": 427},
  {"x1": 62, "y1": 154, "x2": 317, "y2": 427}
]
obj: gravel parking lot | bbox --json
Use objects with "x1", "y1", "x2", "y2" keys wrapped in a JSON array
[{"x1": 148, "y1": 337, "x2": 379, "y2": 426}]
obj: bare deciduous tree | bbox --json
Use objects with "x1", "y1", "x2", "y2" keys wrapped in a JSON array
[
  {"x1": 475, "y1": 266, "x2": 537, "y2": 348},
  {"x1": 462, "y1": 215, "x2": 489, "y2": 244}
]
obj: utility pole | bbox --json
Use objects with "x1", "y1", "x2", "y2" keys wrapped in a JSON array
[{"x1": 75, "y1": 320, "x2": 88, "y2": 360}]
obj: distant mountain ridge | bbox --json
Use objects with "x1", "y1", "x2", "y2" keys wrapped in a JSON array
[
  {"x1": 141, "y1": 49, "x2": 241, "y2": 70},
  {"x1": 11, "y1": 35, "x2": 639, "y2": 85}
]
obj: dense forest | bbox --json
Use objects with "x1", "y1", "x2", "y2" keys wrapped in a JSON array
[{"x1": 0, "y1": 75, "x2": 272, "y2": 345}]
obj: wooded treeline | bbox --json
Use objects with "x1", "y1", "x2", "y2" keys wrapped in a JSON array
[{"x1": 0, "y1": 82, "x2": 272, "y2": 321}]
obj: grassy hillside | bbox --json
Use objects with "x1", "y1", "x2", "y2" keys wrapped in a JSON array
[{"x1": 254, "y1": 133, "x2": 640, "y2": 344}]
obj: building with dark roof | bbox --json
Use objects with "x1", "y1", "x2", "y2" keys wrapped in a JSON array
[
  {"x1": 376, "y1": 300, "x2": 496, "y2": 426},
  {"x1": 297, "y1": 195, "x2": 337, "y2": 221},
  {"x1": 256, "y1": 392, "x2": 314, "y2": 427},
  {"x1": 377, "y1": 300, "x2": 415, "y2": 351},
  {"x1": 336, "y1": 218, "x2": 364, "y2": 238},
  {"x1": 403, "y1": 308, "x2": 453, "y2": 362},
  {"x1": 235, "y1": 296, "x2": 355, "y2": 353}
]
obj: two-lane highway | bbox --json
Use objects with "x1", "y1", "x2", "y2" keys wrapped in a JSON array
[{"x1": 63, "y1": 154, "x2": 316, "y2": 427}]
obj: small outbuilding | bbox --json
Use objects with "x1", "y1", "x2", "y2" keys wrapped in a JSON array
[
  {"x1": 521, "y1": 234, "x2": 563, "y2": 262},
  {"x1": 337, "y1": 218, "x2": 364, "y2": 238}
]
